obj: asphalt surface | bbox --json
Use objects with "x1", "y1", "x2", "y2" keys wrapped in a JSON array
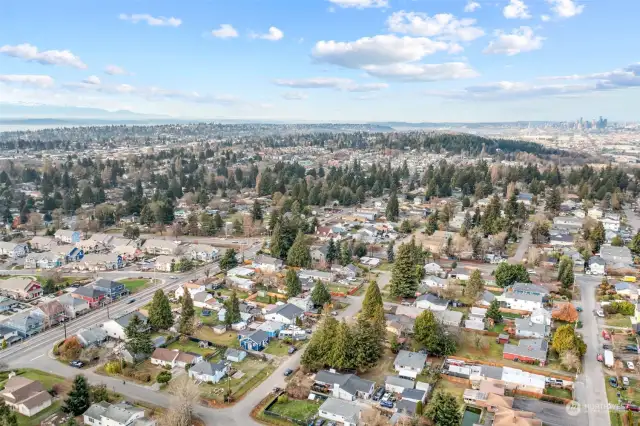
[{"x1": 513, "y1": 398, "x2": 585, "y2": 426}]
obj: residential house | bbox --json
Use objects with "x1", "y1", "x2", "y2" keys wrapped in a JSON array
[
  {"x1": 518, "y1": 193, "x2": 533, "y2": 206},
  {"x1": 449, "y1": 267, "x2": 472, "y2": 281},
  {"x1": 550, "y1": 233, "x2": 574, "y2": 247},
  {"x1": 226, "y1": 275, "x2": 255, "y2": 291},
  {"x1": 311, "y1": 246, "x2": 329, "y2": 265},
  {"x1": 0, "y1": 242, "x2": 27, "y2": 258},
  {"x1": 75, "y1": 326, "x2": 109, "y2": 347},
  {"x1": 288, "y1": 295, "x2": 314, "y2": 312},
  {"x1": 314, "y1": 370, "x2": 375, "y2": 401},
  {"x1": 615, "y1": 282, "x2": 639, "y2": 301},
  {"x1": 29, "y1": 236, "x2": 55, "y2": 251},
  {"x1": 92, "y1": 278, "x2": 127, "y2": 300},
  {"x1": 298, "y1": 269, "x2": 332, "y2": 283},
  {"x1": 424, "y1": 262, "x2": 444, "y2": 276},
  {"x1": 435, "y1": 309, "x2": 463, "y2": 327},
  {"x1": 77, "y1": 253, "x2": 123, "y2": 270},
  {"x1": 332, "y1": 264, "x2": 359, "y2": 279},
  {"x1": 154, "y1": 255, "x2": 178, "y2": 272},
  {"x1": 186, "y1": 244, "x2": 220, "y2": 262},
  {"x1": 394, "y1": 305, "x2": 424, "y2": 319},
  {"x1": 514, "y1": 318, "x2": 548, "y2": 338},
  {"x1": 587, "y1": 256, "x2": 606, "y2": 275},
  {"x1": 318, "y1": 398, "x2": 362, "y2": 426},
  {"x1": 529, "y1": 308, "x2": 552, "y2": 326},
  {"x1": 0, "y1": 325, "x2": 21, "y2": 346},
  {"x1": 401, "y1": 388, "x2": 427, "y2": 403},
  {"x1": 385, "y1": 376, "x2": 415, "y2": 394},
  {"x1": 600, "y1": 246, "x2": 633, "y2": 266},
  {"x1": 253, "y1": 254, "x2": 283, "y2": 273},
  {"x1": 265, "y1": 303, "x2": 304, "y2": 325},
  {"x1": 479, "y1": 290, "x2": 496, "y2": 307},
  {"x1": 102, "y1": 312, "x2": 149, "y2": 340},
  {"x1": 150, "y1": 348, "x2": 202, "y2": 369},
  {"x1": 72, "y1": 286, "x2": 106, "y2": 308},
  {"x1": 239, "y1": 330, "x2": 270, "y2": 351},
  {"x1": 34, "y1": 300, "x2": 65, "y2": 327},
  {"x1": 112, "y1": 245, "x2": 140, "y2": 261},
  {"x1": 0, "y1": 376, "x2": 52, "y2": 417},
  {"x1": 421, "y1": 276, "x2": 447, "y2": 289},
  {"x1": 394, "y1": 350, "x2": 427, "y2": 379},
  {"x1": 414, "y1": 294, "x2": 449, "y2": 312},
  {"x1": 588, "y1": 207, "x2": 603, "y2": 219},
  {"x1": 54, "y1": 229, "x2": 80, "y2": 244},
  {"x1": 192, "y1": 292, "x2": 216, "y2": 309},
  {"x1": 174, "y1": 283, "x2": 206, "y2": 300},
  {"x1": 360, "y1": 256, "x2": 381, "y2": 267},
  {"x1": 142, "y1": 239, "x2": 179, "y2": 255},
  {"x1": 3, "y1": 311, "x2": 43, "y2": 337},
  {"x1": 87, "y1": 233, "x2": 115, "y2": 247},
  {"x1": 503, "y1": 339, "x2": 548, "y2": 366},
  {"x1": 498, "y1": 283, "x2": 549, "y2": 313},
  {"x1": 24, "y1": 252, "x2": 63, "y2": 269},
  {"x1": 83, "y1": 401, "x2": 153, "y2": 426},
  {"x1": 0, "y1": 277, "x2": 43, "y2": 300},
  {"x1": 552, "y1": 216, "x2": 583, "y2": 232},
  {"x1": 501, "y1": 366, "x2": 546, "y2": 394},
  {"x1": 257, "y1": 320, "x2": 285, "y2": 338},
  {"x1": 0, "y1": 297, "x2": 17, "y2": 313},
  {"x1": 224, "y1": 348, "x2": 247, "y2": 363},
  {"x1": 493, "y1": 408, "x2": 542, "y2": 426},
  {"x1": 57, "y1": 293, "x2": 90, "y2": 318},
  {"x1": 54, "y1": 246, "x2": 84, "y2": 262},
  {"x1": 601, "y1": 217, "x2": 620, "y2": 232},
  {"x1": 188, "y1": 361, "x2": 227, "y2": 384}
]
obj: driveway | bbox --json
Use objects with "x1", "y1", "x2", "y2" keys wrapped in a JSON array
[
  {"x1": 509, "y1": 231, "x2": 531, "y2": 264},
  {"x1": 575, "y1": 273, "x2": 612, "y2": 426},
  {"x1": 512, "y1": 398, "x2": 586, "y2": 426}
]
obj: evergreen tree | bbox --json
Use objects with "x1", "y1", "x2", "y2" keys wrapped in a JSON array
[
  {"x1": 389, "y1": 242, "x2": 418, "y2": 298},
  {"x1": 546, "y1": 188, "x2": 562, "y2": 213},
  {"x1": 270, "y1": 220, "x2": 285, "y2": 259},
  {"x1": 287, "y1": 230, "x2": 311, "y2": 267},
  {"x1": 220, "y1": 248, "x2": 238, "y2": 271},
  {"x1": 63, "y1": 375, "x2": 91, "y2": 416},
  {"x1": 302, "y1": 314, "x2": 338, "y2": 371},
  {"x1": 224, "y1": 290, "x2": 242, "y2": 325},
  {"x1": 425, "y1": 391, "x2": 461, "y2": 426},
  {"x1": 340, "y1": 242, "x2": 351, "y2": 266},
  {"x1": 485, "y1": 299, "x2": 503, "y2": 323},
  {"x1": 386, "y1": 191, "x2": 399, "y2": 221},
  {"x1": 214, "y1": 212, "x2": 223, "y2": 229},
  {"x1": 328, "y1": 320, "x2": 352, "y2": 370},
  {"x1": 465, "y1": 269, "x2": 485, "y2": 299},
  {"x1": 351, "y1": 317, "x2": 382, "y2": 371},
  {"x1": 590, "y1": 222, "x2": 606, "y2": 253},
  {"x1": 326, "y1": 238, "x2": 338, "y2": 265},
  {"x1": 311, "y1": 281, "x2": 331, "y2": 307},
  {"x1": 124, "y1": 313, "x2": 154, "y2": 356},
  {"x1": 178, "y1": 290, "x2": 195, "y2": 334},
  {"x1": 251, "y1": 201, "x2": 263, "y2": 221},
  {"x1": 361, "y1": 282, "x2": 384, "y2": 324},
  {"x1": 285, "y1": 268, "x2": 302, "y2": 298},
  {"x1": 0, "y1": 400, "x2": 17, "y2": 426},
  {"x1": 414, "y1": 310, "x2": 456, "y2": 356},
  {"x1": 148, "y1": 289, "x2": 173, "y2": 330},
  {"x1": 387, "y1": 242, "x2": 395, "y2": 263},
  {"x1": 630, "y1": 232, "x2": 640, "y2": 255},
  {"x1": 494, "y1": 263, "x2": 530, "y2": 288},
  {"x1": 559, "y1": 258, "x2": 575, "y2": 288}
]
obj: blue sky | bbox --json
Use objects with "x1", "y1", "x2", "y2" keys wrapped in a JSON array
[{"x1": 1, "y1": 0, "x2": 639, "y2": 122}]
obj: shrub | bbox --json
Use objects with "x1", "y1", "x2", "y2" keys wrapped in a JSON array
[
  {"x1": 156, "y1": 371, "x2": 172, "y2": 384},
  {"x1": 277, "y1": 395, "x2": 289, "y2": 404},
  {"x1": 134, "y1": 372, "x2": 151, "y2": 382},
  {"x1": 59, "y1": 337, "x2": 82, "y2": 361},
  {"x1": 104, "y1": 361, "x2": 123, "y2": 375}
]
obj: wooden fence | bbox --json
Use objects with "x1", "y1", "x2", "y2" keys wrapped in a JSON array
[
  {"x1": 445, "y1": 355, "x2": 575, "y2": 382},
  {"x1": 440, "y1": 374, "x2": 470, "y2": 385}
]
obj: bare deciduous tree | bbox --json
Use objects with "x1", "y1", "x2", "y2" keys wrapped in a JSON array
[{"x1": 159, "y1": 376, "x2": 200, "y2": 426}]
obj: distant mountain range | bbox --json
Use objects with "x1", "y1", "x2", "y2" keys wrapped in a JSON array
[{"x1": 0, "y1": 104, "x2": 170, "y2": 120}]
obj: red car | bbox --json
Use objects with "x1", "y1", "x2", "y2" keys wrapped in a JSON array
[
  {"x1": 625, "y1": 404, "x2": 640, "y2": 412},
  {"x1": 602, "y1": 330, "x2": 611, "y2": 340},
  {"x1": 597, "y1": 353, "x2": 604, "y2": 362}
]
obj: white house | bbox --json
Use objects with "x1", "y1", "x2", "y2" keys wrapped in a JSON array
[
  {"x1": 0, "y1": 242, "x2": 27, "y2": 258},
  {"x1": 588, "y1": 207, "x2": 603, "y2": 219},
  {"x1": 514, "y1": 318, "x2": 548, "y2": 338},
  {"x1": 394, "y1": 350, "x2": 427, "y2": 379},
  {"x1": 54, "y1": 229, "x2": 81, "y2": 244},
  {"x1": 142, "y1": 239, "x2": 179, "y2": 255},
  {"x1": 0, "y1": 376, "x2": 52, "y2": 417},
  {"x1": 424, "y1": 262, "x2": 444, "y2": 276},
  {"x1": 186, "y1": 244, "x2": 220, "y2": 262},
  {"x1": 529, "y1": 308, "x2": 552, "y2": 326},
  {"x1": 421, "y1": 276, "x2": 447, "y2": 288},
  {"x1": 174, "y1": 283, "x2": 207, "y2": 300},
  {"x1": 314, "y1": 370, "x2": 375, "y2": 401},
  {"x1": 150, "y1": 348, "x2": 202, "y2": 369},
  {"x1": 298, "y1": 269, "x2": 332, "y2": 283},
  {"x1": 188, "y1": 361, "x2": 227, "y2": 384},
  {"x1": 193, "y1": 292, "x2": 217, "y2": 309},
  {"x1": 154, "y1": 255, "x2": 178, "y2": 272},
  {"x1": 288, "y1": 295, "x2": 314, "y2": 312},
  {"x1": 24, "y1": 252, "x2": 63, "y2": 269},
  {"x1": 587, "y1": 256, "x2": 606, "y2": 275},
  {"x1": 102, "y1": 312, "x2": 148, "y2": 340},
  {"x1": 414, "y1": 294, "x2": 449, "y2": 312},
  {"x1": 385, "y1": 376, "x2": 415, "y2": 394},
  {"x1": 253, "y1": 254, "x2": 283, "y2": 273},
  {"x1": 83, "y1": 401, "x2": 152, "y2": 426},
  {"x1": 225, "y1": 348, "x2": 247, "y2": 363},
  {"x1": 29, "y1": 236, "x2": 55, "y2": 251},
  {"x1": 265, "y1": 303, "x2": 305, "y2": 325},
  {"x1": 601, "y1": 218, "x2": 620, "y2": 232},
  {"x1": 498, "y1": 292, "x2": 545, "y2": 313},
  {"x1": 318, "y1": 398, "x2": 362, "y2": 426}
]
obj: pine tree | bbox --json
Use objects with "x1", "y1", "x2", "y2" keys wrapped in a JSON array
[
  {"x1": 285, "y1": 268, "x2": 302, "y2": 298},
  {"x1": 546, "y1": 188, "x2": 562, "y2": 213},
  {"x1": 148, "y1": 289, "x2": 173, "y2": 330},
  {"x1": 340, "y1": 243, "x2": 351, "y2": 266},
  {"x1": 328, "y1": 320, "x2": 352, "y2": 370},
  {"x1": 287, "y1": 230, "x2": 311, "y2": 267},
  {"x1": 386, "y1": 190, "x2": 399, "y2": 221},
  {"x1": 361, "y1": 282, "x2": 384, "y2": 323},
  {"x1": 251, "y1": 201, "x2": 263, "y2": 221},
  {"x1": 351, "y1": 317, "x2": 382, "y2": 371},
  {"x1": 590, "y1": 222, "x2": 606, "y2": 253},
  {"x1": 326, "y1": 238, "x2": 338, "y2": 265},
  {"x1": 485, "y1": 299, "x2": 503, "y2": 323},
  {"x1": 270, "y1": 220, "x2": 285, "y2": 259},
  {"x1": 63, "y1": 375, "x2": 91, "y2": 416},
  {"x1": 224, "y1": 290, "x2": 242, "y2": 325},
  {"x1": 425, "y1": 391, "x2": 461, "y2": 426},
  {"x1": 179, "y1": 290, "x2": 195, "y2": 334},
  {"x1": 220, "y1": 248, "x2": 238, "y2": 271},
  {"x1": 465, "y1": 269, "x2": 485, "y2": 299},
  {"x1": 302, "y1": 314, "x2": 338, "y2": 371},
  {"x1": 387, "y1": 242, "x2": 395, "y2": 263},
  {"x1": 0, "y1": 399, "x2": 17, "y2": 426},
  {"x1": 124, "y1": 314, "x2": 154, "y2": 356},
  {"x1": 311, "y1": 281, "x2": 331, "y2": 307},
  {"x1": 389, "y1": 242, "x2": 418, "y2": 298}
]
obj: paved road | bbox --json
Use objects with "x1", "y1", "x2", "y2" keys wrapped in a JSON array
[
  {"x1": 624, "y1": 207, "x2": 640, "y2": 232},
  {"x1": 513, "y1": 398, "x2": 585, "y2": 426},
  {"x1": 509, "y1": 230, "x2": 531, "y2": 264},
  {"x1": 575, "y1": 273, "x2": 611, "y2": 426}
]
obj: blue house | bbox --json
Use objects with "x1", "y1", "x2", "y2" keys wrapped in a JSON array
[
  {"x1": 239, "y1": 330, "x2": 270, "y2": 351},
  {"x1": 257, "y1": 320, "x2": 285, "y2": 338},
  {"x1": 4, "y1": 311, "x2": 43, "y2": 337},
  {"x1": 55, "y1": 229, "x2": 81, "y2": 244},
  {"x1": 56, "y1": 246, "x2": 84, "y2": 262},
  {"x1": 92, "y1": 278, "x2": 127, "y2": 300},
  {"x1": 0, "y1": 297, "x2": 18, "y2": 313}
]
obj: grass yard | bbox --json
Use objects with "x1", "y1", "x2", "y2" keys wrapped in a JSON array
[
  {"x1": 119, "y1": 278, "x2": 151, "y2": 293},
  {"x1": 195, "y1": 307, "x2": 218, "y2": 326},
  {"x1": 605, "y1": 376, "x2": 640, "y2": 426},
  {"x1": 456, "y1": 331, "x2": 506, "y2": 362},
  {"x1": 0, "y1": 369, "x2": 67, "y2": 392},
  {"x1": 16, "y1": 401, "x2": 61, "y2": 426},
  {"x1": 195, "y1": 327, "x2": 240, "y2": 348},
  {"x1": 605, "y1": 314, "x2": 632, "y2": 328},
  {"x1": 373, "y1": 262, "x2": 393, "y2": 271},
  {"x1": 167, "y1": 339, "x2": 220, "y2": 357},
  {"x1": 434, "y1": 379, "x2": 468, "y2": 403},
  {"x1": 544, "y1": 387, "x2": 573, "y2": 399},
  {"x1": 264, "y1": 341, "x2": 296, "y2": 357},
  {"x1": 199, "y1": 358, "x2": 272, "y2": 402},
  {"x1": 488, "y1": 323, "x2": 507, "y2": 334},
  {"x1": 217, "y1": 288, "x2": 249, "y2": 299},
  {"x1": 360, "y1": 348, "x2": 396, "y2": 386},
  {"x1": 268, "y1": 399, "x2": 321, "y2": 422}
]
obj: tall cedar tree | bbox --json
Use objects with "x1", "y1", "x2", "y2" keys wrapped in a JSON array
[
  {"x1": 328, "y1": 320, "x2": 352, "y2": 370},
  {"x1": 386, "y1": 190, "x2": 399, "y2": 221},
  {"x1": 494, "y1": 263, "x2": 530, "y2": 288},
  {"x1": 270, "y1": 220, "x2": 285, "y2": 259},
  {"x1": 224, "y1": 290, "x2": 242, "y2": 325},
  {"x1": 0, "y1": 399, "x2": 17, "y2": 426},
  {"x1": 311, "y1": 281, "x2": 332, "y2": 307},
  {"x1": 389, "y1": 242, "x2": 418, "y2": 298},
  {"x1": 590, "y1": 222, "x2": 606, "y2": 253},
  {"x1": 465, "y1": 269, "x2": 485, "y2": 299},
  {"x1": 485, "y1": 299, "x2": 503, "y2": 323},
  {"x1": 387, "y1": 242, "x2": 395, "y2": 263},
  {"x1": 148, "y1": 289, "x2": 173, "y2": 330},
  {"x1": 351, "y1": 317, "x2": 382, "y2": 371},
  {"x1": 124, "y1": 313, "x2": 154, "y2": 356},
  {"x1": 361, "y1": 282, "x2": 384, "y2": 324},
  {"x1": 630, "y1": 232, "x2": 640, "y2": 255},
  {"x1": 546, "y1": 188, "x2": 562, "y2": 213},
  {"x1": 340, "y1": 243, "x2": 351, "y2": 266},
  {"x1": 63, "y1": 375, "x2": 91, "y2": 416},
  {"x1": 285, "y1": 268, "x2": 302, "y2": 298},
  {"x1": 302, "y1": 314, "x2": 338, "y2": 371},
  {"x1": 287, "y1": 230, "x2": 311, "y2": 268},
  {"x1": 179, "y1": 290, "x2": 195, "y2": 335},
  {"x1": 425, "y1": 391, "x2": 462, "y2": 426},
  {"x1": 326, "y1": 238, "x2": 338, "y2": 265},
  {"x1": 414, "y1": 309, "x2": 456, "y2": 356},
  {"x1": 220, "y1": 248, "x2": 238, "y2": 271},
  {"x1": 251, "y1": 201, "x2": 263, "y2": 221}
]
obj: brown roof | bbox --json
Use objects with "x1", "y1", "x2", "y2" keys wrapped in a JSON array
[
  {"x1": 151, "y1": 348, "x2": 178, "y2": 362},
  {"x1": 37, "y1": 300, "x2": 64, "y2": 317},
  {"x1": 175, "y1": 352, "x2": 199, "y2": 364},
  {"x1": 493, "y1": 408, "x2": 542, "y2": 426},
  {"x1": 1, "y1": 376, "x2": 48, "y2": 406},
  {"x1": 20, "y1": 390, "x2": 52, "y2": 409},
  {"x1": 485, "y1": 393, "x2": 514, "y2": 410}
]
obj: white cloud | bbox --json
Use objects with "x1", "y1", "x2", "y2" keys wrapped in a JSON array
[
  {"x1": 83, "y1": 75, "x2": 101, "y2": 85},
  {"x1": 312, "y1": 35, "x2": 449, "y2": 69},
  {"x1": 105, "y1": 65, "x2": 130, "y2": 75},
  {"x1": 364, "y1": 62, "x2": 479, "y2": 82},
  {"x1": 118, "y1": 13, "x2": 182, "y2": 27},
  {"x1": 503, "y1": 0, "x2": 531, "y2": 19},
  {"x1": 282, "y1": 91, "x2": 308, "y2": 100},
  {"x1": 546, "y1": 0, "x2": 585, "y2": 18},
  {"x1": 0, "y1": 74, "x2": 54, "y2": 88},
  {"x1": 211, "y1": 24, "x2": 238, "y2": 39},
  {"x1": 274, "y1": 77, "x2": 388, "y2": 92},
  {"x1": 250, "y1": 26, "x2": 284, "y2": 41},
  {"x1": 0, "y1": 43, "x2": 86, "y2": 69},
  {"x1": 464, "y1": 1, "x2": 481, "y2": 12},
  {"x1": 484, "y1": 27, "x2": 544, "y2": 55},
  {"x1": 541, "y1": 15, "x2": 551, "y2": 22},
  {"x1": 386, "y1": 11, "x2": 485, "y2": 42},
  {"x1": 328, "y1": 0, "x2": 388, "y2": 9}
]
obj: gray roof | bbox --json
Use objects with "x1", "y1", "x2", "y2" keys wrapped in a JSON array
[
  {"x1": 416, "y1": 293, "x2": 449, "y2": 306},
  {"x1": 435, "y1": 309, "x2": 463, "y2": 326},
  {"x1": 480, "y1": 365, "x2": 504, "y2": 380},
  {"x1": 482, "y1": 290, "x2": 495, "y2": 303},
  {"x1": 503, "y1": 338, "x2": 548, "y2": 361},
  {"x1": 601, "y1": 245, "x2": 633, "y2": 259},
  {"x1": 315, "y1": 370, "x2": 374, "y2": 396},
  {"x1": 589, "y1": 256, "x2": 606, "y2": 265},
  {"x1": 510, "y1": 283, "x2": 549, "y2": 295},
  {"x1": 114, "y1": 311, "x2": 148, "y2": 328},
  {"x1": 244, "y1": 329, "x2": 270, "y2": 344},
  {"x1": 401, "y1": 388, "x2": 426, "y2": 401},
  {"x1": 396, "y1": 399, "x2": 418, "y2": 415},
  {"x1": 550, "y1": 234, "x2": 574, "y2": 243},
  {"x1": 255, "y1": 254, "x2": 283, "y2": 266},
  {"x1": 386, "y1": 376, "x2": 415, "y2": 389},
  {"x1": 84, "y1": 402, "x2": 144, "y2": 424},
  {"x1": 73, "y1": 286, "x2": 106, "y2": 299},
  {"x1": 504, "y1": 292, "x2": 545, "y2": 303},
  {"x1": 615, "y1": 282, "x2": 638, "y2": 292},
  {"x1": 93, "y1": 278, "x2": 123, "y2": 289},
  {"x1": 225, "y1": 348, "x2": 246, "y2": 359},
  {"x1": 319, "y1": 398, "x2": 362, "y2": 424},
  {"x1": 394, "y1": 350, "x2": 427, "y2": 370},
  {"x1": 515, "y1": 318, "x2": 547, "y2": 336},
  {"x1": 190, "y1": 360, "x2": 226, "y2": 375},
  {"x1": 76, "y1": 327, "x2": 108, "y2": 345},
  {"x1": 267, "y1": 303, "x2": 304, "y2": 320}
]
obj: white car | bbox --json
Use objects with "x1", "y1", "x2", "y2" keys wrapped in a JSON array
[
  {"x1": 623, "y1": 376, "x2": 630, "y2": 386},
  {"x1": 596, "y1": 310, "x2": 605, "y2": 317},
  {"x1": 628, "y1": 362, "x2": 635, "y2": 370}
]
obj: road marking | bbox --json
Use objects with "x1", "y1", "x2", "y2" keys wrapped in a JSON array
[{"x1": 30, "y1": 354, "x2": 43, "y2": 361}]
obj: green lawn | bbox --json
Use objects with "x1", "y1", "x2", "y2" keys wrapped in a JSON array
[
  {"x1": 199, "y1": 358, "x2": 273, "y2": 402},
  {"x1": 0, "y1": 369, "x2": 66, "y2": 392},
  {"x1": 605, "y1": 375, "x2": 640, "y2": 426},
  {"x1": 456, "y1": 331, "x2": 506, "y2": 362},
  {"x1": 195, "y1": 328, "x2": 240, "y2": 348},
  {"x1": 268, "y1": 399, "x2": 321, "y2": 421},
  {"x1": 195, "y1": 307, "x2": 218, "y2": 326},
  {"x1": 264, "y1": 341, "x2": 296, "y2": 357},
  {"x1": 488, "y1": 323, "x2": 507, "y2": 334},
  {"x1": 119, "y1": 278, "x2": 151, "y2": 293},
  {"x1": 545, "y1": 387, "x2": 573, "y2": 399},
  {"x1": 434, "y1": 379, "x2": 468, "y2": 403},
  {"x1": 605, "y1": 314, "x2": 632, "y2": 328},
  {"x1": 373, "y1": 262, "x2": 394, "y2": 271},
  {"x1": 217, "y1": 288, "x2": 249, "y2": 299},
  {"x1": 166, "y1": 340, "x2": 219, "y2": 357},
  {"x1": 16, "y1": 401, "x2": 61, "y2": 426}
]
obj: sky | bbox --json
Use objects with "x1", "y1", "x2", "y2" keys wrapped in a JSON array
[{"x1": 1, "y1": 0, "x2": 639, "y2": 122}]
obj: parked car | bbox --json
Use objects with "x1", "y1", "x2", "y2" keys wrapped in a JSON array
[
  {"x1": 603, "y1": 344, "x2": 612, "y2": 350},
  {"x1": 628, "y1": 362, "x2": 635, "y2": 370},
  {"x1": 288, "y1": 346, "x2": 297, "y2": 355},
  {"x1": 380, "y1": 400, "x2": 394, "y2": 409},
  {"x1": 597, "y1": 353, "x2": 604, "y2": 362},
  {"x1": 623, "y1": 377, "x2": 630, "y2": 386},
  {"x1": 576, "y1": 306, "x2": 583, "y2": 312},
  {"x1": 284, "y1": 369, "x2": 293, "y2": 376},
  {"x1": 314, "y1": 419, "x2": 325, "y2": 426},
  {"x1": 69, "y1": 360, "x2": 85, "y2": 368},
  {"x1": 609, "y1": 377, "x2": 618, "y2": 388},
  {"x1": 625, "y1": 404, "x2": 640, "y2": 412},
  {"x1": 596, "y1": 310, "x2": 605, "y2": 317},
  {"x1": 127, "y1": 298, "x2": 136, "y2": 304},
  {"x1": 625, "y1": 345, "x2": 639, "y2": 352},
  {"x1": 372, "y1": 387, "x2": 385, "y2": 401},
  {"x1": 169, "y1": 276, "x2": 178, "y2": 279},
  {"x1": 602, "y1": 330, "x2": 611, "y2": 340}
]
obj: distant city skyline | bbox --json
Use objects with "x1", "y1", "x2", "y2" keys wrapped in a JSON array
[{"x1": 1, "y1": 0, "x2": 639, "y2": 122}]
